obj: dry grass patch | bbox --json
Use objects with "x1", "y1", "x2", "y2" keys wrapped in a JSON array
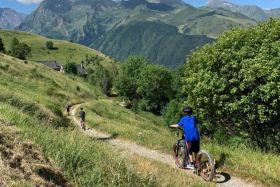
[{"x1": 0, "y1": 125, "x2": 69, "y2": 187}]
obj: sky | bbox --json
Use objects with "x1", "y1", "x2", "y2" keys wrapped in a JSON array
[{"x1": 1, "y1": 0, "x2": 280, "y2": 14}]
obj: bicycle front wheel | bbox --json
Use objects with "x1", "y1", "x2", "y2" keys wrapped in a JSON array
[
  {"x1": 196, "y1": 150, "x2": 215, "y2": 181},
  {"x1": 173, "y1": 141, "x2": 186, "y2": 168}
]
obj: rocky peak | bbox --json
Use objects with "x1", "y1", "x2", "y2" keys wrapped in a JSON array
[{"x1": 0, "y1": 8, "x2": 26, "y2": 29}]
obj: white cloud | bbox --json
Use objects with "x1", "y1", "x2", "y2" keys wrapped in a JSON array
[{"x1": 16, "y1": 0, "x2": 43, "y2": 4}]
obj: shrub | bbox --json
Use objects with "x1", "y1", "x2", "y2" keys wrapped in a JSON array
[
  {"x1": 46, "y1": 41, "x2": 54, "y2": 49},
  {"x1": 10, "y1": 37, "x2": 19, "y2": 55},
  {"x1": 10, "y1": 38, "x2": 31, "y2": 60},
  {"x1": 0, "y1": 37, "x2": 5, "y2": 53},
  {"x1": 64, "y1": 63, "x2": 77, "y2": 74},
  {"x1": 115, "y1": 56, "x2": 148, "y2": 101},
  {"x1": 137, "y1": 64, "x2": 172, "y2": 114},
  {"x1": 88, "y1": 64, "x2": 112, "y2": 95}
]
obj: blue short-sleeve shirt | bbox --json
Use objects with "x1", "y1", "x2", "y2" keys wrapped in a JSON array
[{"x1": 178, "y1": 116, "x2": 199, "y2": 141}]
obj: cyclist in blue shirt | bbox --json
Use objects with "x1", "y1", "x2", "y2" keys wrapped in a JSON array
[{"x1": 170, "y1": 107, "x2": 200, "y2": 169}]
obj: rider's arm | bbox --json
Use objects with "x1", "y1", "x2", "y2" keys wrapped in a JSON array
[{"x1": 169, "y1": 124, "x2": 179, "y2": 128}]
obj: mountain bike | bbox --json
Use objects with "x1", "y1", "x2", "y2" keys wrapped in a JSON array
[{"x1": 172, "y1": 130, "x2": 215, "y2": 181}]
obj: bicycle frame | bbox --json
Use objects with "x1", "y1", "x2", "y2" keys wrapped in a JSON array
[
  {"x1": 173, "y1": 133, "x2": 216, "y2": 181},
  {"x1": 174, "y1": 133, "x2": 191, "y2": 168}
]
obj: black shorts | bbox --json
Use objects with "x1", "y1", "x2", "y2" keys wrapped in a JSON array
[
  {"x1": 186, "y1": 140, "x2": 200, "y2": 154},
  {"x1": 80, "y1": 118, "x2": 85, "y2": 122}
]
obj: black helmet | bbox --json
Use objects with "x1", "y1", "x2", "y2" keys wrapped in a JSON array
[{"x1": 182, "y1": 107, "x2": 192, "y2": 114}]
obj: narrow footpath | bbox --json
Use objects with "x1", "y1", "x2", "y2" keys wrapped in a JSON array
[{"x1": 71, "y1": 104, "x2": 261, "y2": 187}]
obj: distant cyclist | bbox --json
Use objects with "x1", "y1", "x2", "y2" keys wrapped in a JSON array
[
  {"x1": 170, "y1": 107, "x2": 200, "y2": 169},
  {"x1": 79, "y1": 107, "x2": 86, "y2": 130}
]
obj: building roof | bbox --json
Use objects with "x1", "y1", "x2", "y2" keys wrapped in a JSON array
[{"x1": 38, "y1": 60, "x2": 61, "y2": 70}]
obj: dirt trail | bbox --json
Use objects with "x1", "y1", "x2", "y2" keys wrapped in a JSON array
[{"x1": 71, "y1": 104, "x2": 260, "y2": 187}]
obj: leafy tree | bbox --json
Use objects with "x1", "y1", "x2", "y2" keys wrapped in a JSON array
[
  {"x1": 115, "y1": 56, "x2": 173, "y2": 114},
  {"x1": 64, "y1": 63, "x2": 77, "y2": 74},
  {"x1": 10, "y1": 37, "x2": 19, "y2": 55},
  {"x1": 137, "y1": 64, "x2": 173, "y2": 114},
  {"x1": 9, "y1": 38, "x2": 31, "y2": 60},
  {"x1": 0, "y1": 38, "x2": 5, "y2": 53},
  {"x1": 13, "y1": 43, "x2": 31, "y2": 60},
  {"x1": 115, "y1": 56, "x2": 149, "y2": 100},
  {"x1": 88, "y1": 64, "x2": 112, "y2": 95},
  {"x1": 180, "y1": 18, "x2": 280, "y2": 152},
  {"x1": 46, "y1": 41, "x2": 54, "y2": 49}
]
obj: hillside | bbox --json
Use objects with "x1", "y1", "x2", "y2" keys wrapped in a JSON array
[
  {"x1": 0, "y1": 30, "x2": 114, "y2": 67},
  {"x1": 92, "y1": 21, "x2": 213, "y2": 68},
  {"x1": 0, "y1": 8, "x2": 25, "y2": 29},
  {"x1": 0, "y1": 52, "x2": 216, "y2": 186},
  {"x1": 18, "y1": 0, "x2": 257, "y2": 67}
]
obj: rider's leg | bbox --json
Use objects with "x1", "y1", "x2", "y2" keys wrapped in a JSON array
[
  {"x1": 186, "y1": 141, "x2": 193, "y2": 162},
  {"x1": 189, "y1": 153, "x2": 193, "y2": 163},
  {"x1": 194, "y1": 152, "x2": 197, "y2": 162}
]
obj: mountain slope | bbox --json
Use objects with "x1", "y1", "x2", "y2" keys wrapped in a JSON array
[
  {"x1": 92, "y1": 21, "x2": 214, "y2": 68},
  {"x1": 0, "y1": 8, "x2": 25, "y2": 29},
  {"x1": 19, "y1": 0, "x2": 256, "y2": 67},
  {"x1": 207, "y1": 0, "x2": 280, "y2": 21}
]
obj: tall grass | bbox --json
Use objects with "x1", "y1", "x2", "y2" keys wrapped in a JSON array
[
  {"x1": 84, "y1": 99, "x2": 280, "y2": 187},
  {"x1": 84, "y1": 99, "x2": 175, "y2": 151},
  {"x1": 0, "y1": 101, "x2": 211, "y2": 187},
  {"x1": 204, "y1": 141, "x2": 280, "y2": 187}
]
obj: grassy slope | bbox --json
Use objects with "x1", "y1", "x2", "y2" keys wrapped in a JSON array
[
  {"x1": 0, "y1": 52, "x2": 212, "y2": 186},
  {"x1": 0, "y1": 30, "x2": 116, "y2": 68},
  {"x1": 84, "y1": 99, "x2": 280, "y2": 187}
]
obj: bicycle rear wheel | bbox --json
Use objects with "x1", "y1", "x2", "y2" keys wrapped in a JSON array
[
  {"x1": 173, "y1": 140, "x2": 186, "y2": 168},
  {"x1": 196, "y1": 150, "x2": 215, "y2": 181}
]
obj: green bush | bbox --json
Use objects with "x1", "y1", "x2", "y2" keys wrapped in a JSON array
[
  {"x1": 163, "y1": 99, "x2": 183, "y2": 125},
  {"x1": 64, "y1": 63, "x2": 77, "y2": 74},
  {"x1": 115, "y1": 56, "x2": 173, "y2": 114},
  {"x1": 181, "y1": 19, "x2": 280, "y2": 152},
  {"x1": 115, "y1": 56, "x2": 148, "y2": 101},
  {"x1": 88, "y1": 63, "x2": 112, "y2": 95},
  {"x1": 0, "y1": 37, "x2": 5, "y2": 53},
  {"x1": 137, "y1": 64, "x2": 172, "y2": 114},
  {"x1": 13, "y1": 43, "x2": 31, "y2": 60},
  {"x1": 46, "y1": 41, "x2": 54, "y2": 49},
  {"x1": 10, "y1": 38, "x2": 31, "y2": 60}
]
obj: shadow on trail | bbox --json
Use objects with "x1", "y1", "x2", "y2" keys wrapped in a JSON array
[
  {"x1": 215, "y1": 172, "x2": 231, "y2": 183},
  {"x1": 214, "y1": 153, "x2": 231, "y2": 183}
]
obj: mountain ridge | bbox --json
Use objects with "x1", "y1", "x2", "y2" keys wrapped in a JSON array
[
  {"x1": 0, "y1": 8, "x2": 26, "y2": 29},
  {"x1": 207, "y1": 0, "x2": 280, "y2": 21},
  {"x1": 18, "y1": 0, "x2": 258, "y2": 67}
]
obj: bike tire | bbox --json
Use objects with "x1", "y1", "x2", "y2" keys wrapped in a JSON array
[
  {"x1": 173, "y1": 141, "x2": 186, "y2": 168},
  {"x1": 196, "y1": 150, "x2": 215, "y2": 181}
]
